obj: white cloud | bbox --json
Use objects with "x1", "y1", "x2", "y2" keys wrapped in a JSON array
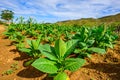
[{"x1": 0, "y1": 0, "x2": 120, "y2": 22}]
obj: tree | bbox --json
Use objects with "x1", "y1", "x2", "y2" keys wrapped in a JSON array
[{"x1": 0, "y1": 10, "x2": 14, "y2": 22}]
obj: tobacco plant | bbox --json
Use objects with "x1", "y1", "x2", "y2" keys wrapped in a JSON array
[
  {"x1": 92, "y1": 25, "x2": 118, "y2": 49},
  {"x1": 19, "y1": 37, "x2": 43, "y2": 66},
  {"x1": 73, "y1": 25, "x2": 118, "y2": 58},
  {"x1": 73, "y1": 27, "x2": 106, "y2": 58},
  {"x1": 32, "y1": 39, "x2": 86, "y2": 80}
]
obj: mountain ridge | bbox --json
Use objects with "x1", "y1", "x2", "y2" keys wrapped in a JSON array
[{"x1": 57, "y1": 13, "x2": 120, "y2": 26}]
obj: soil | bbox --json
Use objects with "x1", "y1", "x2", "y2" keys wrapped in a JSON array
[{"x1": 0, "y1": 25, "x2": 120, "y2": 80}]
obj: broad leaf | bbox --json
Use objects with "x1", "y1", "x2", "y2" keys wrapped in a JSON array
[
  {"x1": 40, "y1": 44, "x2": 57, "y2": 61},
  {"x1": 32, "y1": 58, "x2": 58, "y2": 73},
  {"x1": 39, "y1": 44, "x2": 52, "y2": 53},
  {"x1": 79, "y1": 42, "x2": 87, "y2": 47},
  {"x1": 79, "y1": 42, "x2": 88, "y2": 50},
  {"x1": 24, "y1": 59, "x2": 35, "y2": 67},
  {"x1": 88, "y1": 47, "x2": 106, "y2": 54},
  {"x1": 42, "y1": 52, "x2": 57, "y2": 61},
  {"x1": 64, "y1": 58, "x2": 86, "y2": 72},
  {"x1": 55, "y1": 39, "x2": 66, "y2": 58},
  {"x1": 86, "y1": 39, "x2": 95, "y2": 46},
  {"x1": 32, "y1": 40, "x2": 39, "y2": 50},
  {"x1": 64, "y1": 40, "x2": 78, "y2": 58},
  {"x1": 19, "y1": 48, "x2": 31, "y2": 53},
  {"x1": 54, "y1": 72, "x2": 68, "y2": 80},
  {"x1": 78, "y1": 52, "x2": 91, "y2": 58},
  {"x1": 74, "y1": 49, "x2": 81, "y2": 53},
  {"x1": 27, "y1": 39, "x2": 32, "y2": 46},
  {"x1": 104, "y1": 42, "x2": 114, "y2": 48}
]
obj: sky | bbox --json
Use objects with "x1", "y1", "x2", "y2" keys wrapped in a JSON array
[{"x1": 0, "y1": 0, "x2": 120, "y2": 23}]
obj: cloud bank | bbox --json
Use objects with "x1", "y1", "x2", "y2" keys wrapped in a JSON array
[{"x1": 0, "y1": 0, "x2": 120, "y2": 22}]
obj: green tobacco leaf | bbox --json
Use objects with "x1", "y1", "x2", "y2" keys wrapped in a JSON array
[
  {"x1": 54, "y1": 72, "x2": 68, "y2": 80},
  {"x1": 64, "y1": 40, "x2": 78, "y2": 58},
  {"x1": 32, "y1": 58, "x2": 58, "y2": 73},
  {"x1": 24, "y1": 59, "x2": 35, "y2": 67},
  {"x1": 55, "y1": 39, "x2": 66, "y2": 58},
  {"x1": 78, "y1": 52, "x2": 91, "y2": 58},
  {"x1": 42, "y1": 52, "x2": 57, "y2": 61},
  {"x1": 36, "y1": 37, "x2": 41, "y2": 46},
  {"x1": 40, "y1": 44, "x2": 57, "y2": 61},
  {"x1": 88, "y1": 47, "x2": 106, "y2": 54},
  {"x1": 19, "y1": 48, "x2": 31, "y2": 53},
  {"x1": 27, "y1": 39, "x2": 32, "y2": 46},
  {"x1": 74, "y1": 49, "x2": 81, "y2": 54},
  {"x1": 79, "y1": 42, "x2": 88, "y2": 50},
  {"x1": 31, "y1": 40, "x2": 39, "y2": 50},
  {"x1": 104, "y1": 43, "x2": 114, "y2": 48},
  {"x1": 87, "y1": 39, "x2": 95, "y2": 46},
  {"x1": 39, "y1": 44, "x2": 52, "y2": 53},
  {"x1": 64, "y1": 58, "x2": 86, "y2": 72},
  {"x1": 79, "y1": 42, "x2": 87, "y2": 47}
]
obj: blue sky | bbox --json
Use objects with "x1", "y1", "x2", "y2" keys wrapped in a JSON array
[{"x1": 0, "y1": 0, "x2": 120, "y2": 23}]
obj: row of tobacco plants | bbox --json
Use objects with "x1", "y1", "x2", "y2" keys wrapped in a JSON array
[{"x1": 4, "y1": 17, "x2": 119, "y2": 80}]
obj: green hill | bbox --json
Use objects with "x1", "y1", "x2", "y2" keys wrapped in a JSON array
[
  {"x1": 99, "y1": 13, "x2": 120, "y2": 22},
  {"x1": 57, "y1": 13, "x2": 120, "y2": 26}
]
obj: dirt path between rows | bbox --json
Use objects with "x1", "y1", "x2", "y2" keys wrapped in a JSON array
[
  {"x1": 0, "y1": 25, "x2": 50, "y2": 80},
  {"x1": 0, "y1": 25, "x2": 120, "y2": 80}
]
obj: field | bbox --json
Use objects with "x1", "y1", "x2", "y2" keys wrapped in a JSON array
[{"x1": 0, "y1": 21, "x2": 120, "y2": 80}]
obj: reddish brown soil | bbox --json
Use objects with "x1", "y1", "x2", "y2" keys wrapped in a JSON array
[{"x1": 0, "y1": 25, "x2": 120, "y2": 80}]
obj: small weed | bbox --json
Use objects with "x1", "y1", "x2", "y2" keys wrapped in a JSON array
[
  {"x1": 2, "y1": 62, "x2": 19, "y2": 76},
  {"x1": 2, "y1": 69, "x2": 14, "y2": 76},
  {"x1": 10, "y1": 61, "x2": 19, "y2": 70}
]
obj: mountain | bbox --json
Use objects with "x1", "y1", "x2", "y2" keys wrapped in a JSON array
[
  {"x1": 99, "y1": 13, "x2": 120, "y2": 22},
  {"x1": 57, "y1": 13, "x2": 120, "y2": 26}
]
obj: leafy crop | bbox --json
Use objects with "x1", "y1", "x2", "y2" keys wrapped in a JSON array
[
  {"x1": 4, "y1": 17, "x2": 119, "y2": 80},
  {"x1": 92, "y1": 25, "x2": 118, "y2": 49},
  {"x1": 19, "y1": 37, "x2": 44, "y2": 66},
  {"x1": 73, "y1": 25, "x2": 118, "y2": 58},
  {"x1": 32, "y1": 39, "x2": 86, "y2": 80}
]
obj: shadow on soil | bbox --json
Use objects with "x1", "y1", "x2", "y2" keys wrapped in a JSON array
[
  {"x1": 17, "y1": 66, "x2": 53, "y2": 80},
  {"x1": 84, "y1": 62, "x2": 120, "y2": 80},
  {"x1": 10, "y1": 48, "x2": 31, "y2": 61},
  {"x1": 6, "y1": 41, "x2": 18, "y2": 46},
  {"x1": 13, "y1": 52, "x2": 31, "y2": 61},
  {"x1": 10, "y1": 49, "x2": 53, "y2": 80}
]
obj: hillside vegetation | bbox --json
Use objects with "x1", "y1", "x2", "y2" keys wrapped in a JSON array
[{"x1": 57, "y1": 13, "x2": 120, "y2": 26}]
